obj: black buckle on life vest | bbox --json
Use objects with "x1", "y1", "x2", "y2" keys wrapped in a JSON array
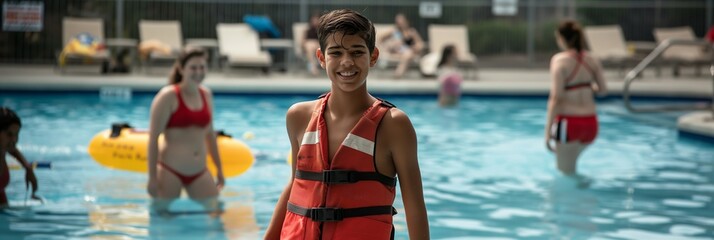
[
  {"x1": 323, "y1": 170, "x2": 356, "y2": 184},
  {"x1": 287, "y1": 202, "x2": 396, "y2": 223},
  {"x1": 310, "y1": 207, "x2": 343, "y2": 222},
  {"x1": 376, "y1": 98, "x2": 396, "y2": 108}
]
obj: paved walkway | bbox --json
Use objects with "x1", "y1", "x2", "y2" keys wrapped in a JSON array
[{"x1": 0, "y1": 64, "x2": 712, "y2": 98}]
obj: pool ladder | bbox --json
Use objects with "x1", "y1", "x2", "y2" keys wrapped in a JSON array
[{"x1": 623, "y1": 39, "x2": 714, "y2": 114}]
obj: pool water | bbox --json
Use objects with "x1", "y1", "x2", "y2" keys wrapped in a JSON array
[{"x1": 1, "y1": 93, "x2": 713, "y2": 239}]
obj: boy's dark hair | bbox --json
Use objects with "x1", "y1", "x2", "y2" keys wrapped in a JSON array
[
  {"x1": 557, "y1": 20, "x2": 585, "y2": 52},
  {"x1": 438, "y1": 44, "x2": 456, "y2": 68},
  {"x1": 168, "y1": 48, "x2": 207, "y2": 84},
  {"x1": 318, "y1": 9, "x2": 376, "y2": 54},
  {"x1": 0, "y1": 107, "x2": 21, "y2": 131}
]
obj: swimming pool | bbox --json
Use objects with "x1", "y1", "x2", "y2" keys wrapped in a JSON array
[{"x1": 1, "y1": 92, "x2": 713, "y2": 239}]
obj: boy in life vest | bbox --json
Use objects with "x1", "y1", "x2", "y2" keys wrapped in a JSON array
[{"x1": 264, "y1": 9, "x2": 430, "y2": 240}]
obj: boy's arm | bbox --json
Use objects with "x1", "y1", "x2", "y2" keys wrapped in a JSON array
[
  {"x1": 264, "y1": 102, "x2": 308, "y2": 240},
  {"x1": 387, "y1": 109, "x2": 430, "y2": 240}
]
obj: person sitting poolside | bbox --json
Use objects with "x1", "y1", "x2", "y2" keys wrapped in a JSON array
[{"x1": 379, "y1": 13, "x2": 425, "y2": 79}]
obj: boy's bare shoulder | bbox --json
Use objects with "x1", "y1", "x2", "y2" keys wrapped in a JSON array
[
  {"x1": 381, "y1": 107, "x2": 414, "y2": 131},
  {"x1": 286, "y1": 100, "x2": 320, "y2": 119}
]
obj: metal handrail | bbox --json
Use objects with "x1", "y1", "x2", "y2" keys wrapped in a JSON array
[{"x1": 623, "y1": 39, "x2": 713, "y2": 113}]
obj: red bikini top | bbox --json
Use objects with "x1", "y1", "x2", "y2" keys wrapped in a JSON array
[
  {"x1": 564, "y1": 51, "x2": 596, "y2": 91},
  {"x1": 166, "y1": 84, "x2": 211, "y2": 128}
]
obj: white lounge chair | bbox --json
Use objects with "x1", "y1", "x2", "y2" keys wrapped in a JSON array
[
  {"x1": 292, "y1": 22, "x2": 309, "y2": 62},
  {"x1": 653, "y1": 26, "x2": 711, "y2": 76},
  {"x1": 422, "y1": 24, "x2": 478, "y2": 79},
  {"x1": 216, "y1": 23, "x2": 272, "y2": 74},
  {"x1": 584, "y1": 25, "x2": 643, "y2": 75},
  {"x1": 59, "y1": 17, "x2": 110, "y2": 73},
  {"x1": 138, "y1": 20, "x2": 183, "y2": 73}
]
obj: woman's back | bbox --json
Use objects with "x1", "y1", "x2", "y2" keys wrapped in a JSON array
[{"x1": 551, "y1": 50, "x2": 602, "y2": 115}]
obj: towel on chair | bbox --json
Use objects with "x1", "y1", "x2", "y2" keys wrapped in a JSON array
[
  {"x1": 138, "y1": 39, "x2": 178, "y2": 61},
  {"x1": 58, "y1": 33, "x2": 107, "y2": 66}
]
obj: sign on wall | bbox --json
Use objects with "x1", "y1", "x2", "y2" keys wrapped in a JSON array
[
  {"x1": 419, "y1": 2, "x2": 442, "y2": 18},
  {"x1": 3, "y1": 1, "x2": 44, "y2": 32},
  {"x1": 493, "y1": 0, "x2": 518, "y2": 16}
]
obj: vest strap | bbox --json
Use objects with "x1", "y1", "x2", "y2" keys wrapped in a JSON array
[
  {"x1": 287, "y1": 202, "x2": 397, "y2": 222},
  {"x1": 296, "y1": 169, "x2": 397, "y2": 187},
  {"x1": 377, "y1": 98, "x2": 396, "y2": 108}
]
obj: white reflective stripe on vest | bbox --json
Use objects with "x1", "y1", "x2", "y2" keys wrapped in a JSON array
[
  {"x1": 342, "y1": 133, "x2": 374, "y2": 156},
  {"x1": 302, "y1": 131, "x2": 319, "y2": 145}
]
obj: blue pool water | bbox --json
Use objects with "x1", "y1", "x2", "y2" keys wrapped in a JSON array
[{"x1": 1, "y1": 92, "x2": 713, "y2": 239}]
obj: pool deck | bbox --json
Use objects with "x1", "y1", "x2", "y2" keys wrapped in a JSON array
[{"x1": 0, "y1": 64, "x2": 713, "y2": 141}]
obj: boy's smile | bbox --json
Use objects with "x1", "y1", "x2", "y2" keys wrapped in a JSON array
[{"x1": 318, "y1": 32, "x2": 379, "y2": 92}]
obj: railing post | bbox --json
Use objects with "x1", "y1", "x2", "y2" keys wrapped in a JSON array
[
  {"x1": 526, "y1": 0, "x2": 535, "y2": 65},
  {"x1": 704, "y1": 0, "x2": 714, "y2": 27},
  {"x1": 624, "y1": 39, "x2": 713, "y2": 113},
  {"x1": 300, "y1": 0, "x2": 308, "y2": 22},
  {"x1": 116, "y1": 0, "x2": 124, "y2": 38}
]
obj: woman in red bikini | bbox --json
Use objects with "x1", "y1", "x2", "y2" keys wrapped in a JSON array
[
  {"x1": 147, "y1": 48, "x2": 224, "y2": 213},
  {"x1": 545, "y1": 20, "x2": 607, "y2": 180}
]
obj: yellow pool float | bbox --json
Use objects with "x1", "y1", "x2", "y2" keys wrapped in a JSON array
[{"x1": 88, "y1": 123, "x2": 254, "y2": 178}]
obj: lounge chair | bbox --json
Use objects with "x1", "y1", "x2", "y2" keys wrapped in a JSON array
[
  {"x1": 216, "y1": 23, "x2": 272, "y2": 74},
  {"x1": 653, "y1": 26, "x2": 711, "y2": 76},
  {"x1": 292, "y1": 22, "x2": 310, "y2": 67},
  {"x1": 584, "y1": 25, "x2": 642, "y2": 75},
  {"x1": 421, "y1": 24, "x2": 478, "y2": 79},
  {"x1": 138, "y1": 20, "x2": 183, "y2": 73},
  {"x1": 58, "y1": 17, "x2": 110, "y2": 74}
]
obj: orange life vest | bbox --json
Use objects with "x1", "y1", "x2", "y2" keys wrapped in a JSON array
[{"x1": 281, "y1": 92, "x2": 398, "y2": 240}]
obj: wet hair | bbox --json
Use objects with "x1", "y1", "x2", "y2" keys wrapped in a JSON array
[
  {"x1": 557, "y1": 20, "x2": 585, "y2": 52},
  {"x1": 318, "y1": 9, "x2": 376, "y2": 54},
  {"x1": 0, "y1": 107, "x2": 21, "y2": 132},
  {"x1": 168, "y1": 48, "x2": 207, "y2": 84},
  {"x1": 438, "y1": 45, "x2": 456, "y2": 68}
]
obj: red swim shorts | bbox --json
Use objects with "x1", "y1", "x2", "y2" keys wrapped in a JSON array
[{"x1": 552, "y1": 115, "x2": 598, "y2": 144}]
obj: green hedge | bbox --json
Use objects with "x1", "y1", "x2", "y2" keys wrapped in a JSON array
[{"x1": 467, "y1": 20, "x2": 560, "y2": 56}]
